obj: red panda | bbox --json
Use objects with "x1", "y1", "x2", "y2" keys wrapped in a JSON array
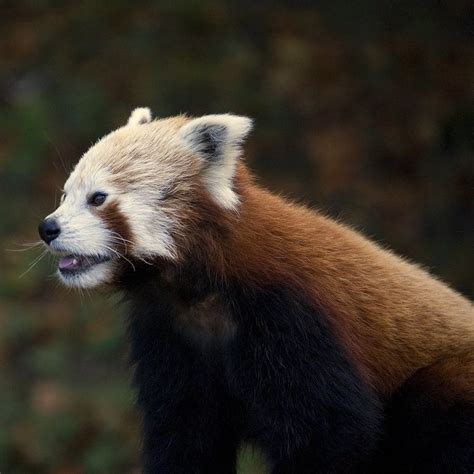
[{"x1": 39, "y1": 108, "x2": 474, "y2": 473}]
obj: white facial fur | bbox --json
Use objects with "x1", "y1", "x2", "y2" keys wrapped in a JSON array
[
  {"x1": 44, "y1": 108, "x2": 252, "y2": 289},
  {"x1": 46, "y1": 165, "x2": 122, "y2": 288}
]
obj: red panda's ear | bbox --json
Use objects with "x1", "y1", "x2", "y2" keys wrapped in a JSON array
[
  {"x1": 127, "y1": 107, "x2": 152, "y2": 126},
  {"x1": 179, "y1": 114, "x2": 253, "y2": 210}
]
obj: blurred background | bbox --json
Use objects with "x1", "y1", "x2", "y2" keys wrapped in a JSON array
[{"x1": 1, "y1": 1, "x2": 473, "y2": 473}]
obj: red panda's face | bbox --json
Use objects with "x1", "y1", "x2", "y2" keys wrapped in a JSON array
[{"x1": 38, "y1": 108, "x2": 252, "y2": 289}]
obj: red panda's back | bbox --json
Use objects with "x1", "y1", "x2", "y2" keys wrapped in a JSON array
[{"x1": 225, "y1": 169, "x2": 474, "y2": 396}]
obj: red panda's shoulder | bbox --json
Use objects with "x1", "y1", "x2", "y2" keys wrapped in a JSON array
[{"x1": 204, "y1": 164, "x2": 474, "y2": 396}]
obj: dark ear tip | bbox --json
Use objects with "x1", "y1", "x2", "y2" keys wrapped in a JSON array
[
  {"x1": 195, "y1": 124, "x2": 227, "y2": 161},
  {"x1": 180, "y1": 114, "x2": 252, "y2": 162}
]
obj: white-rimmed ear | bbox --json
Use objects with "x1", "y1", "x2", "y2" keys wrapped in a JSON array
[
  {"x1": 127, "y1": 107, "x2": 152, "y2": 126},
  {"x1": 179, "y1": 114, "x2": 253, "y2": 210}
]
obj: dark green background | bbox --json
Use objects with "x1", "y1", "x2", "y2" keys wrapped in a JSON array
[{"x1": 1, "y1": 1, "x2": 473, "y2": 473}]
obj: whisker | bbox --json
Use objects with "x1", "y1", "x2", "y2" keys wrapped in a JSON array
[
  {"x1": 83, "y1": 286, "x2": 94, "y2": 302},
  {"x1": 111, "y1": 236, "x2": 134, "y2": 245},
  {"x1": 19, "y1": 249, "x2": 48, "y2": 278},
  {"x1": 20, "y1": 241, "x2": 44, "y2": 247},
  {"x1": 100, "y1": 244, "x2": 136, "y2": 272},
  {"x1": 108, "y1": 232, "x2": 134, "y2": 254},
  {"x1": 6, "y1": 241, "x2": 44, "y2": 252},
  {"x1": 136, "y1": 256, "x2": 154, "y2": 266},
  {"x1": 106, "y1": 240, "x2": 155, "y2": 267},
  {"x1": 44, "y1": 130, "x2": 70, "y2": 175},
  {"x1": 77, "y1": 285, "x2": 85, "y2": 304}
]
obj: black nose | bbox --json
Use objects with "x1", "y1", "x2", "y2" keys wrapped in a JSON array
[{"x1": 38, "y1": 218, "x2": 61, "y2": 244}]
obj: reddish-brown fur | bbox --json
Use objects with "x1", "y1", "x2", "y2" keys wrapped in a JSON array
[
  {"x1": 82, "y1": 114, "x2": 473, "y2": 471},
  {"x1": 402, "y1": 352, "x2": 474, "y2": 405},
  {"x1": 168, "y1": 162, "x2": 474, "y2": 398},
  {"x1": 96, "y1": 200, "x2": 134, "y2": 255}
]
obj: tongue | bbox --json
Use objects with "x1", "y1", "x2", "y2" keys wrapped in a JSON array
[{"x1": 59, "y1": 256, "x2": 81, "y2": 270}]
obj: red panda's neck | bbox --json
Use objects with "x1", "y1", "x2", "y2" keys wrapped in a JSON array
[{"x1": 209, "y1": 165, "x2": 320, "y2": 293}]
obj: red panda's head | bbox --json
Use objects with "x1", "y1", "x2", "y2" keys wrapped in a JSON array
[{"x1": 38, "y1": 108, "x2": 252, "y2": 289}]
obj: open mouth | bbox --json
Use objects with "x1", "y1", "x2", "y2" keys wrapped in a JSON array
[{"x1": 58, "y1": 254, "x2": 112, "y2": 274}]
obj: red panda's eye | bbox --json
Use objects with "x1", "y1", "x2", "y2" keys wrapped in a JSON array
[{"x1": 89, "y1": 192, "x2": 107, "y2": 207}]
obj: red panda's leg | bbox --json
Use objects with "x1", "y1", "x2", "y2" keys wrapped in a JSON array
[
  {"x1": 375, "y1": 353, "x2": 474, "y2": 473},
  {"x1": 129, "y1": 298, "x2": 241, "y2": 474},
  {"x1": 227, "y1": 285, "x2": 383, "y2": 473}
]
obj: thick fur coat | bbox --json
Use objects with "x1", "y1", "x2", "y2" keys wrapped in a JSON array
[{"x1": 40, "y1": 108, "x2": 474, "y2": 473}]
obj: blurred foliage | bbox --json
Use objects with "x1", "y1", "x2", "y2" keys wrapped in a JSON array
[{"x1": 0, "y1": 1, "x2": 473, "y2": 472}]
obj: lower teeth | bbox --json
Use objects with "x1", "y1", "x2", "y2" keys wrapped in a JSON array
[{"x1": 59, "y1": 255, "x2": 108, "y2": 272}]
